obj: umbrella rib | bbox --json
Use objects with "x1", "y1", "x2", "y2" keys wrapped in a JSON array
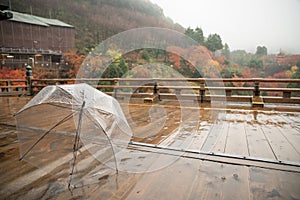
[
  {"x1": 15, "y1": 102, "x2": 82, "y2": 117},
  {"x1": 19, "y1": 112, "x2": 75, "y2": 161},
  {"x1": 68, "y1": 101, "x2": 85, "y2": 191},
  {"x1": 84, "y1": 112, "x2": 119, "y2": 174}
]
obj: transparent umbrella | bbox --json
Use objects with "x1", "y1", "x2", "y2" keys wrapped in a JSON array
[{"x1": 15, "y1": 83, "x2": 132, "y2": 190}]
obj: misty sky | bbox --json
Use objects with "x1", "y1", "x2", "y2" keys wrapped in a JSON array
[{"x1": 150, "y1": 0, "x2": 300, "y2": 54}]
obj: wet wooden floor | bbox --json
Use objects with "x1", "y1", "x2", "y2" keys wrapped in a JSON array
[{"x1": 0, "y1": 96, "x2": 300, "y2": 199}]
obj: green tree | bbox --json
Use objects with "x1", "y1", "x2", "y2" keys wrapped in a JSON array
[
  {"x1": 288, "y1": 60, "x2": 300, "y2": 88},
  {"x1": 297, "y1": 60, "x2": 300, "y2": 68},
  {"x1": 248, "y1": 58, "x2": 263, "y2": 69},
  {"x1": 103, "y1": 64, "x2": 121, "y2": 78},
  {"x1": 119, "y1": 58, "x2": 128, "y2": 75},
  {"x1": 256, "y1": 46, "x2": 268, "y2": 55},
  {"x1": 205, "y1": 34, "x2": 223, "y2": 52},
  {"x1": 141, "y1": 49, "x2": 150, "y2": 61},
  {"x1": 221, "y1": 43, "x2": 230, "y2": 59},
  {"x1": 194, "y1": 27, "x2": 205, "y2": 45},
  {"x1": 231, "y1": 50, "x2": 251, "y2": 67},
  {"x1": 184, "y1": 27, "x2": 204, "y2": 45}
]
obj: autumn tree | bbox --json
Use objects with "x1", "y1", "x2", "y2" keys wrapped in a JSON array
[
  {"x1": 288, "y1": 60, "x2": 300, "y2": 88},
  {"x1": 0, "y1": 67, "x2": 25, "y2": 79},
  {"x1": 63, "y1": 50, "x2": 85, "y2": 77}
]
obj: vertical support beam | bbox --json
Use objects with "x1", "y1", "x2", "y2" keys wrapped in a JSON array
[
  {"x1": 199, "y1": 80, "x2": 205, "y2": 103},
  {"x1": 153, "y1": 82, "x2": 158, "y2": 94},
  {"x1": 226, "y1": 90, "x2": 232, "y2": 97},
  {"x1": 252, "y1": 79, "x2": 264, "y2": 108},
  {"x1": 26, "y1": 65, "x2": 33, "y2": 96},
  {"x1": 283, "y1": 91, "x2": 291, "y2": 98},
  {"x1": 7, "y1": 80, "x2": 12, "y2": 93},
  {"x1": 253, "y1": 80, "x2": 260, "y2": 97},
  {"x1": 113, "y1": 78, "x2": 119, "y2": 98},
  {"x1": 153, "y1": 81, "x2": 160, "y2": 101}
]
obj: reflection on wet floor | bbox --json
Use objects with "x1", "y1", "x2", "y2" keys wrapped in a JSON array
[
  {"x1": 1, "y1": 97, "x2": 299, "y2": 164},
  {"x1": 0, "y1": 97, "x2": 300, "y2": 199},
  {"x1": 123, "y1": 100, "x2": 300, "y2": 164}
]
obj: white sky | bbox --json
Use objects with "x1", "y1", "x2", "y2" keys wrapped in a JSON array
[{"x1": 150, "y1": 0, "x2": 300, "y2": 54}]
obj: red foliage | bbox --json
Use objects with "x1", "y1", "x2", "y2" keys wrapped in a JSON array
[
  {"x1": 167, "y1": 46, "x2": 183, "y2": 69},
  {"x1": 0, "y1": 67, "x2": 26, "y2": 79},
  {"x1": 63, "y1": 50, "x2": 85, "y2": 77},
  {"x1": 241, "y1": 67, "x2": 260, "y2": 78},
  {"x1": 272, "y1": 71, "x2": 289, "y2": 79}
]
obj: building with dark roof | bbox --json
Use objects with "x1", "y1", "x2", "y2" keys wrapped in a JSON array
[{"x1": 0, "y1": 10, "x2": 75, "y2": 75}]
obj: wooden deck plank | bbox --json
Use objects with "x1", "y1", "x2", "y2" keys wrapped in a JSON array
[
  {"x1": 158, "y1": 120, "x2": 199, "y2": 149},
  {"x1": 261, "y1": 125, "x2": 300, "y2": 162},
  {"x1": 224, "y1": 113, "x2": 249, "y2": 156},
  {"x1": 278, "y1": 125, "x2": 300, "y2": 155},
  {"x1": 1, "y1": 97, "x2": 300, "y2": 199},
  {"x1": 279, "y1": 113, "x2": 300, "y2": 130},
  {"x1": 249, "y1": 167, "x2": 300, "y2": 199},
  {"x1": 219, "y1": 164, "x2": 251, "y2": 200},
  {"x1": 176, "y1": 161, "x2": 251, "y2": 200},
  {"x1": 157, "y1": 107, "x2": 203, "y2": 149},
  {"x1": 125, "y1": 158, "x2": 252, "y2": 200},
  {"x1": 125, "y1": 157, "x2": 201, "y2": 200},
  {"x1": 188, "y1": 122, "x2": 211, "y2": 150},
  {"x1": 0, "y1": 142, "x2": 96, "y2": 198},
  {"x1": 187, "y1": 108, "x2": 218, "y2": 151},
  {"x1": 244, "y1": 123, "x2": 276, "y2": 160},
  {"x1": 211, "y1": 113, "x2": 231, "y2": 153},
  {"x1": 200, "y1": 123, "x2": 223, "y2": 152}
]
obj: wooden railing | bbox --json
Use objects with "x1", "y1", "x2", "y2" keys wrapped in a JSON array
[
  {"x1": 1, "y1": 78, "x2": 300, "y2": 105},
  {"x1": 0, "y1": 79, "x2": 28, "y2": 96}
]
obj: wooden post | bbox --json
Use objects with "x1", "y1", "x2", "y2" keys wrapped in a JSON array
[
  {"x1": 252, "y1": 79, "x2": 264, "y2": 108},
  {"x1": 7, "y1": 80, "x2": 12, "y2": 93},
  {"x1": 283, "y1": 91, "x2": 291, "y2": 98},
  {"x1": 113, "y1": 78, "x2": 119, "y2": 98},
  {"x1": 153, "y1": 82, "x2": 158, "y2": 94},
  {"x1": 26, "y1": 65, "x2": 33, "y2": 96},
  {"x1": 226, "y1": 89, "x2": 232, "y2": 97},
  {"x1": 199, "y1": 80, "x2": 205, "y2": 103},
  {"x1": 253, "y1": 80, "x2": 260, "y2": 97}
]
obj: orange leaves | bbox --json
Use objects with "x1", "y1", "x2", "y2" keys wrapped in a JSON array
[
  {"x1": 166, "y1": 45, "x2": 222, "y2": 78},
  {"x1": 0, "y1": 67, "x2": 25, "y2": 79},
  {"x1": 63, "y1": 50, "x2": 85, "y2": 77},
  {"x1": 167, "y1": 46, "x2": 183, "y2": 70}
]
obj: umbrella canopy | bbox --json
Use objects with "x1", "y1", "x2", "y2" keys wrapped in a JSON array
[{"x1": 15, "y1": 83, "x2": 132, "y2": 187}]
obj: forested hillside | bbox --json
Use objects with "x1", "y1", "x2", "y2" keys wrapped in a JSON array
[
  {"x1": 1, "y1": 0, "x2": 300, "y2": 83},
  {"x1": 6, "y1": 0, "x2": 184, "y2": 53}
]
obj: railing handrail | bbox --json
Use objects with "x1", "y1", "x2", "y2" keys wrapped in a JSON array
[
  {"x1": 1, "y1": 78, "x2": 299, "y2": 105},
  {"x1": 24, "y1": 77, "x2": 300, "y2": 83}
]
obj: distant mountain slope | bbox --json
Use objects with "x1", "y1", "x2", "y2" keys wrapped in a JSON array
[{"x1": 5, "y1": 0, "x2": 184, "y2": 53}]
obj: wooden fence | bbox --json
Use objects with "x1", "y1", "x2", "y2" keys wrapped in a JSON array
[{"x1": 1, "y1": 78, "x2": 300, "y2": 105}]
